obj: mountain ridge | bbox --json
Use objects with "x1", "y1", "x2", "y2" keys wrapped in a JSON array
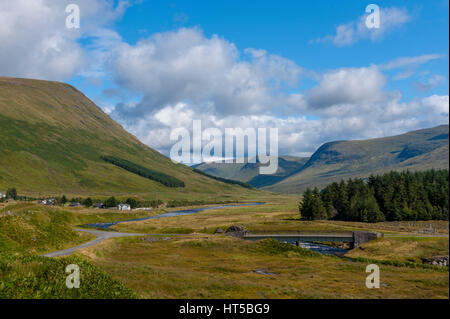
[
  {"x1": 194, "y1": 125, "x2": 449, "y2": 194},
  {"x1": 264, "y1": 124, "x2": 449, "y2": 193},
  {"x1": 0, "y1": 77, "x2": 259, "y2": 199}
]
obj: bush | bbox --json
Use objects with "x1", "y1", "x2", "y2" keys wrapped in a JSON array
[
  {"x1": 104, "y1": 196, "x2": 118, "y2": 208},
  {"x1": 6, "y1": 188, "x2": 17, "y2": 200},
  {"x1": 126, "y1": 198, "x2": 139, "y2": 209},
  {"x1": 83, "y1": 197, "x2": 93, "y2": 207}
]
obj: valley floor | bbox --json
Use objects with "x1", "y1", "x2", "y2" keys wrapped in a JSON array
[{"x1": 0, "y1": 195, "x2": 448, "y2": 299}]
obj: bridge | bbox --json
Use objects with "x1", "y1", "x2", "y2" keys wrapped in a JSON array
[{"x1": 242, "y1": 231, "x2": 381, "y2": 248}]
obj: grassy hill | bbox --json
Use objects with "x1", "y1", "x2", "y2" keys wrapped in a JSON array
[
  {"x1": 264, "y1": 125, "x2": 449, "y2": 194},
  {"x1": 194, "y1": 156, "x2": 308, "y2": 188},
  {"x1": 0, "y1": 77, "x2": 260, "y2": 200}
]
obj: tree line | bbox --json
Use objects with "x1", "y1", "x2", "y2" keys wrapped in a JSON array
[
  {"x1": 101, "y1": 155, "x2": 185, "y2": 188},
  {"x1": 299, "y1": 169, "x2": 449, "y2": 223},
  {"x1": 61, "y1": 196, "x2": 163, "y2": 209}
]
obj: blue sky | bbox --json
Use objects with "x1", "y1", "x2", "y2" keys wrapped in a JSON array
[
  {"x1": 78, "y1": 0, "x2": 449, "y2": 98},
  {"x1": 1, "y1": 0, "x2": 449, "y2": 157}
]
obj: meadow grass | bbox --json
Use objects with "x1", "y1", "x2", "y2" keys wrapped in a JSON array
[
  {"x1": 345, "y1": 236, "x2": 449, "y2": 263},
  {"x1": 0, "y1": 253, "x2": 138, "y2": 298},
  {"x1": 77, "y1": 236, "x2": 449, "y2": 299}
]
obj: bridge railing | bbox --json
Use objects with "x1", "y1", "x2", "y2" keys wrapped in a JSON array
[{"x1": 246, "y1": 230, "x2": 353, "y2": 236}]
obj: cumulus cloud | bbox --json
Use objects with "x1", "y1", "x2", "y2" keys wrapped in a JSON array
[
  {"x1": 422, "y1": 95, "x2": 449, "y2": 120},
  {"x1": 121, "y1": 93, "x2": 449, "y2": 158},
  {"x1": 101, "y1": 27, "x2": 447, "y2": 158},
  {"x1": 306, "y1": 66, "x2": 386, "y2": 109},
  {"x1": 109, "y1": 28, "x2": 303, "y2": 118},
  {"x1": 314, "y1": 7, "x2": 411, "y2": 46},
  {"x1": 0, "y1": 0, "x2": 129, "y2": 80}
]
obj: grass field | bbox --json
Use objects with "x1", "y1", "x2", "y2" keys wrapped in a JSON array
[
  {"x1": 77, "y1": 236, "x2": 448, "y2": 299},
  {"x1": 1, "y1": 197, "x2": 448, "y2": 299},
  {"x1": 346, "y1": 236, "x2": 449, "y2": 263}
]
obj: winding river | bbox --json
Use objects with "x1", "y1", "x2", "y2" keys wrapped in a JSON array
[{"x1": 85, "y1": 202, "x2": 265, "y2": 230}]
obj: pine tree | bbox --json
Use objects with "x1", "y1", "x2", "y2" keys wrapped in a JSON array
[{"x1": 299, "y1": 188, "x2": 314, "y2": 220}]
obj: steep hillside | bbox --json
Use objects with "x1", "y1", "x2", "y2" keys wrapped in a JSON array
[
  {"x1": 194, "y1": 156, "x2": 308, "y2": 188},
  {"x1": 265, "y1": 125, "x2": 449, "y2": 194},
  {"x1": 0, "y1": 77, "x2": 259, "y2": 199}
]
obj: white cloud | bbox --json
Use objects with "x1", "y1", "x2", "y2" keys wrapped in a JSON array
[
  {"x1": 380, "y1": 54, "x2": 445, "y2": 70},
  {"x1": 314, "y1": 7, "x2": 411, "y2": 46},
  {"x1": 109, "y1": 28, "x2": 303, "y2": 118},
  {"x1": 422, "y1": 95, "x2": 449, "y2": 119},
  {"x1": 306, "y1": 66, "x2": 386, "y2": 109},
  {"x1": 0, "y1": 0, "x2": 129, "y2": 80},
  {"x1": 120, "y1": 92, "x2": 449, "y2": 158},
  {"x1": 102, "y1": 27, "x2": 447, "y2": 157}
]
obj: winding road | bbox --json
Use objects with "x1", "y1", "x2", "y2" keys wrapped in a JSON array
[{"x1": 41, "y1": 228, "x2": 146, "y2": 257}]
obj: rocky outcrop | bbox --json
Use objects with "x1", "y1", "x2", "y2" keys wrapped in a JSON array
[
  {"x1": 225, "y1": 225, "x2": 248, "y2": 238},
  {"x1": 421, "y1": 255, "x2": 449, "y2": 267}
]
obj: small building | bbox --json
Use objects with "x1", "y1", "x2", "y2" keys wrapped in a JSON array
[
  {"x1": 69, "y1": 202, "x2": 81, "y2": 207},
  {"x1": 0, "y1": 192, "x2": 6, "y2": 199},
  {"x1": 93, "y1": 203, "x2": 104, "y2": 209},
  {"x1": 118, "y1": 203, "x2": 131, "y2": 211},
  {"x1": 40, "y1": 198, "x2": 55, "y2": 206}
]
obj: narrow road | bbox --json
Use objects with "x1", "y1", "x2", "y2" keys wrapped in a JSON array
[{"x1": 41, "y1": 228, "x2": 146, "y2": 257}]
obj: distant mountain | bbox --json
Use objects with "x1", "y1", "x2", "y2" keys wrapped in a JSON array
[
  {"x1": 264, "y1": 125, "x2": 449, "y2": 194},
  {"x1": 194, "y1": 125, "x2": 449, "y2": 194},
  {"x1": 0, "y1": 77, "x2": 258, "y2": 199},
  {"x1": 194, "y1": 156, "x2": 309, "y2": 188}
]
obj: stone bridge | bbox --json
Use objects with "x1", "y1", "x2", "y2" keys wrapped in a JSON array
[{"x1": 242, "y1": 231, "x2": 381, "y2": 248}]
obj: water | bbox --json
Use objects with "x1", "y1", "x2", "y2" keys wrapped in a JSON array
[
  {"x1": 279, "y1": 239, "x2": 349, "y2": 255},
  {"x1": 84, "y1": 202, "x2": 265, "y2": 230}
]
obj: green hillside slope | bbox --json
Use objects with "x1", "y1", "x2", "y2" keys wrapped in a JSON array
[
  {"x1": 265, "y1": 125, "x2": 449, "y2": 194},
  {"x1": 0, "y1": 77, "x2": 259, "y2": 200},
  {"x1": 194, "y1": 156, "x2": 308, "y2": 188}
]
